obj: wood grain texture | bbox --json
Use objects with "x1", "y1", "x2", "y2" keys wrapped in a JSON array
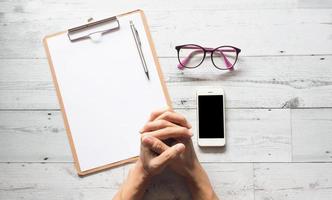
[
  {"x1": 0, "y1": 163, "x2": 253, "y2": 200},
  {"x1": 1, "y1": 0, "x2": 332, "y2": 199},
  {"x1": 165, "y1": 56, "x2": 332, "y2": 109},
  {"x1": 0, "y1": 163, "x2": 124, "y2": 200},
  {"x1": 179, "y1": 109, "x2": 291, "y2": 162},
  {"x1": 0, "y1": 109, "x2": 291, "y2": 162},
  {"x1": 1, "y1": 56, "x2": 332, "y2": 109},
  {"x1": 254, "y1": 163, "x2": 332, "y2": 200},
  {"x1": 0, "y1": 2, "x2": 332, "y2": 58},
  {"x1": 292, "y1": 109, "x2": 332, "y2": 162},
  {"x1": 0, "y1": 111, "x2": 71, "y2": 162},
  {"x1": 2, "y1": 0, "x2": 331, "y2": 17},
  {"x1": 1, "y1": 163, "x2": 332, "y2": 200}
]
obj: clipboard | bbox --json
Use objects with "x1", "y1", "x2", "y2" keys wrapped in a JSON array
[{"x1": 43, "y1": 10, "x2": 171, "y2": 176}]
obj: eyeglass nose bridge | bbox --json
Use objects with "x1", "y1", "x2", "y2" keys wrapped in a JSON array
[{"x1": 203, "y1": 48, "x2": 215, "y2": 53}]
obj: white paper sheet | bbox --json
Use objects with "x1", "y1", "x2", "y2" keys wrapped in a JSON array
[{"x1": 46, "y1": 12, "x2": 168, "y2": 172}]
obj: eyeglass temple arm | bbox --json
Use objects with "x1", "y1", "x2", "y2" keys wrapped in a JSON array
[{"x1": 177, "y1": 46, "x2": 235, "y2": 70}]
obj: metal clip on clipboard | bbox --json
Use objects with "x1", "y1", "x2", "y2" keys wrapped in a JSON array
[{"x1": 67, "y1": 16, "x2": 120, "y2": 42}]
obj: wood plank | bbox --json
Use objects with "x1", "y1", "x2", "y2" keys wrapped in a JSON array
[
  {"x1": 254, "y1": 163, "x2": 332, "y2": 200},
  {"x1": 1, "y1": 55, "x2": 331, "y2": 109},
  {"x1": 1, "y1": 8, "x2": 332, "y2": 58},
  {"x1": 0, "y1": 163, "x2": 124, "y2": 200},
  {"x1": 0, "y1": 109, "x2": 291, "y2": 163},
  {"x1": 166, "y1": 55, "x2": 332, "y2": 108},
  {"x1": 164, "y1": 55, "x2": 332, "y2": 109},
  {"x1": 123, "y1": 163, "x2": 254, "y2": 200},
  {"x1": 0, "y1": 111, "x2": 72, "y2": 162},
  {"x1": 0, "y1": 162, "x2": 253, "y2": 200},
  {"x1": 292, "y1": 109, "x2": 332, "y2": 162},
  {"x1": 202, "y1": 163, "x2": 254, "y2": 200},
  {"x1": 1, "y1": 0, "x2": 325, "y2": 18},
  {"x1": 178, "y1": 109, "x2": 291, "y2": 162},
  {"x1": 2, "y1": 0, "x2": 331, "y2": 27},
  {"x1": 0, "y1": 59, "x2": 59, "y2": 109}
]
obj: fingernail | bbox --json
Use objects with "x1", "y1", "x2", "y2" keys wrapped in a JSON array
[
  {"x1": 175, "y1": 143, "x2": 185, "y2": 152},
  {"x1": 189, "y1": 130, "x2": 193, "y2": 137},
  {"x1": 142, "y1": 135, "x2": 152, "y2": 143},
  {"x1": 188, "y1": 123, "x2": 192, "y2": 129}
]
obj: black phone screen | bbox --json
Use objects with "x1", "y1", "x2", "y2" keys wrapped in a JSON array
[{"x1": 198, "y1": 95, "x2": 224, "y2": 138}]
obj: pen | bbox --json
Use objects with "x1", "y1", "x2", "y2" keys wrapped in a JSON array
[{"x1": 130, "y1": 21, "x2": 150, "y2": 80}]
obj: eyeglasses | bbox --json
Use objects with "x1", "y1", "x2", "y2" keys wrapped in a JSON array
[{"x1": 175, "y1": 44, "x2": 241, "y2": 70}]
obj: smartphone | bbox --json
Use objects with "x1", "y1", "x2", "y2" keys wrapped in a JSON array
[{"x1": 197, "y1": 88, "x2": 226, "y2": 147}]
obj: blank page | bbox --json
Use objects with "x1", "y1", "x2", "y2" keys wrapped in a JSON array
[{"x1": 46, "y1": 12, "x2": 168, "y2": 172}]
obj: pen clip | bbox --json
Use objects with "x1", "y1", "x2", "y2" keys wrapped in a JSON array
[{"x1": 134, "y1": 28, "x2": 141, "y2": 46}]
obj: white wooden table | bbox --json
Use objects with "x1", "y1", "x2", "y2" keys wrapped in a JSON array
[{"x1": 1, "y1": 0, "x2": 332, "y2": 199}]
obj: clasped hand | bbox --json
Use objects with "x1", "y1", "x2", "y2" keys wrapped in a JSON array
[
  {"x1": 139, "y1": 108, "x2": 199, "y2": 178},
  {"x1": 114, "y1": 108, "x2": 218, "y2": 200}
]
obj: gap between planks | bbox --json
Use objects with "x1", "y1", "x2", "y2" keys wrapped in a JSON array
[
  {"x1": 1, "y1": 54, "x2": 332, "y2": 60},
  {"x1": 1, "y1": 107, "x2": 332, "y2": 112},
  {"x1": 2, "y1": 161, "x2": 332, "y2": 164}
]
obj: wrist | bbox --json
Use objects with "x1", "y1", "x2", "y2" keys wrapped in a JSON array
[
  {"x1": 184, "y1": 161, "x2": 217, "y2": 200},
  {"x1": 131, "y1": 160, "x2": 152, "y2": 185},
  {"x1": 182, "y1": 159, "x2": 202, "y2": 180},
  {"x1": 119, "y1": 161, "x2": 151, "y2": 200}
]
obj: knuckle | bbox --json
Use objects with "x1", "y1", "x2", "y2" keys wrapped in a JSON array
[
  {"x1": 178, "y1": 126, "x2": 188, "y2": 133},
  {"x1": 149, "y1": 162, "x2": 158, "y2": 171},
  {"x1": 178, "y1": 113, "x2": 185, "y2": 120},
  {"x1": 163, "y1": 152, "x2": 172, "y2": 160},
  {"x1": 160, "y1": 120, "x2": 169, "y2": 127},
  {"x1": 160, "y1": 119, "x2": 167, "y2": 125},
  {"x1": 148, "y1": 122, "x2": 157, "y2": 129},
  {"x1": 163, "y1": 126, "x2": 172, "y2": 133},
  {"x1": 164, "y1": 111, "x2": 172, "y2": 117},
  {"x1": 150, "y1": 111, "x2": 157, "y2": 118},
  {"x1": 178, "y1": 114, "x2": 187, "y2": 123},
  {"x1": 153, "y1": 142, "x2": 163, "y2": 151},
  {"x1": 178, "y1": 127, "x2": 190, "y2": 136},
  {"x1": 157, "y1": 120, "x2": 165, "y2": 127}
]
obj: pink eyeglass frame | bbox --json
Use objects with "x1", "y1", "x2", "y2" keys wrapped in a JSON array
[{"x1": 175, "y1": 44, "x2": 241, "y2": 70}]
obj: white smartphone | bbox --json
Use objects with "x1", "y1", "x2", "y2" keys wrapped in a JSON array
[{"x1": 197, "y1": 88, "x2": 226, "y2": 147}]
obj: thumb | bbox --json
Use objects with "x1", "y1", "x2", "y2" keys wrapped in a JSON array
[{"x1": 149, "y1": 143, "x2": 185, "y2": 171}]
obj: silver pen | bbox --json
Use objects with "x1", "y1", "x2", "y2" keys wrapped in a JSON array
[{"x1": 130, "y1": 21, "x2": 150, "y2": 80}]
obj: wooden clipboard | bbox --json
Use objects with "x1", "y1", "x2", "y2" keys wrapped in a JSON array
[{"x1": 43, "y1": 9, "x2": 171, "y2": 176}]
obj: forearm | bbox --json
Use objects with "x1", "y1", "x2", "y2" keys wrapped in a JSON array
[
  {"x1": 113, "y1": 162, "x2": 150, "y2": 200},
  {"x1": 185, "y1": 161, "x2": 219, "y2": 200}
]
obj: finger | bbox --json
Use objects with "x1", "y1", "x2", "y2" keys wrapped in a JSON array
[
  {"x1": 149, "y1": 143, "x2": 185, "y2": 171},
  {"x1": 141, "y1": 136, "x2": 155, "y2": 160},
  {"x1": 148, "y1": 107, "x2": 172, "y2": 122},
  {"x1": 141, "y1": 119, "x2": 177, "y2": 133},
  {"x1": 155, "y1": 111, "x2": 192, "y2": 129},
  {"x1": 142, "y1": 135, "x2": 169, "y2": 154},
  {"x1": 142, "y1": 126, "x2": 192, "y2": 140}
]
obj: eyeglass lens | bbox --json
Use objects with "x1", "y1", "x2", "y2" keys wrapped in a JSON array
[
  {"x1": 178, "y1": 45, "x2": 238, "y2": 70},
  {"x1": 178, "y1": 45, "x2": 205, "y2": 68},
  {"x1": 211, "y1": 46, "x2": 237, "y2": 70}
]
